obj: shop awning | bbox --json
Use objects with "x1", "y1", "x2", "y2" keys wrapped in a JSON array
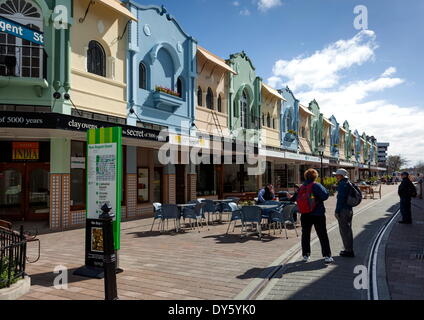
[
  {"x1": 299, "y1": 104, "x2": 314, "y2": 116},
  {"x1": 262, "y1": 83, "x2": 285, "y2": 101},
  {"x1": 96, "y1": 0, "x2": 137, "y2": 21},
  {"x1": 323, "y1": 117, "x2": 333, "y2": 126},
  {"x1": 197, "y1": 46, "x2": 236, "y2": 74}
]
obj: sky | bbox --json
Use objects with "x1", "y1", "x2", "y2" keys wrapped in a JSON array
[{"x1": 134, "y1": 0, "x2": 424, "y2": 165}]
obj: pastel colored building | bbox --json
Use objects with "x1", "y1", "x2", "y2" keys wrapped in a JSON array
[
  {"x1": 279, "y1": 86, "x2": 299, "y2": 152},
  {"x1": 261, "y1": 83, "x2": 283, "y2": 149}
]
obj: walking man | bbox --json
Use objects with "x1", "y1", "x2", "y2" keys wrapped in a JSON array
[
  {"x1": 398, "y1": 172, "x2": 417, "y2": 224},
  {"x1": 334, "y1": 169, "x2": 355, "y2": 258}
]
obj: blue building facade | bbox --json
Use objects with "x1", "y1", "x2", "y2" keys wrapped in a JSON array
[
  {"x1": 126, "y1": 3, "x2": 197, "y2": 133},
  {"x1": 329, "y1": 115, "x2": 340, "y2": 158},
  {"x1": 279, "y1": 86, "x2": 299, "y2": 152}
]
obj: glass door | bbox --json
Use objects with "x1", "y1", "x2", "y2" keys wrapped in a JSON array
[
  {"x1": 26, "y1": 163, "x2": 49, "y2": 221},
  {"x1": 0, "y1": 164, "x2": 24, "y2": 220}
]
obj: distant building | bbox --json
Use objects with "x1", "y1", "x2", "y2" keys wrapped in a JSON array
[{"x1": 377, "y1": 142, "x2": 390, "y2": 167}]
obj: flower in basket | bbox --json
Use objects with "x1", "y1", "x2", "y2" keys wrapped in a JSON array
[
  {"x1": 288, "y1": 129, "x2": 297, "y2": 135},
  {"x1": 155, "y1": 86, "x2": 181, "y2": 97}
]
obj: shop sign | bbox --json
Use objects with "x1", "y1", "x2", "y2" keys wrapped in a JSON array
[
  {"x1": 339, "y1": 161, "x2": 355, "y2": 167},
  {"x1": 169, "y1": 133, "x2": 210, "y2": 148},
  {"x1": 84, "y1": 127, "x2": 122, "y2": 270},
  {"x1": 0, "y1": 16, "x2": 44, "y2": 46},
  {"x1": 284, "y1": 152, "x2": 330, "y2": 164},
  {"x1": 12, "y1": 142, "x2": 39, "y2": 160},
  {"x1": 71, "y1": 157, "x2": 86, "y2": 169}
]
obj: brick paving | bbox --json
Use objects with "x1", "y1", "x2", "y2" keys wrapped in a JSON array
[
  {"x1": 385, "y1": 197, "x2": 424, "y2": 300},
  {"x1": 19, "y1": 185, "x2": 396, "y2": 300},
  {"x1": 262, "y1": 187, "x2": 401, "y2": 300}
]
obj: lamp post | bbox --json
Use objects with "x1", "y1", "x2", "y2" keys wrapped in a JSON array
[{"x1": 317, "y1": 145, "x2": 325, "y2": 181}]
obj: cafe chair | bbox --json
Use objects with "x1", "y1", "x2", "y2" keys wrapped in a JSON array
[
  {"x1": 269, "y1": 204, "x2": 298, "y2": 239},
  {"x1": 160, "y1": 204, "x2": 180, "y2": 233},
  {"x1": 226, "y1": 202, "x2": 242, "y2": 234},
  {"x1": 151, "y1": 203, "x2": 162, "y2": 231},
  {"x1": 182, "y1": 202, "x2": 207, "y2": 232},
  {"x1": 203, "y1": 199, "x2": 221, "y2": 224},
  {"x1": 240, "y1": 206, "x2": 263, "y2": 240},
  {"x1": 371, "y1": 184, "x2": 382, "y2": 199}
]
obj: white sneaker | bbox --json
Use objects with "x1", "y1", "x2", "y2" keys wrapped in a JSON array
[
  {"x1": 324, "y1": 256, "x2": 334, "y2": 264},
  {"x1": 303, "y1": 255, "x2": 310, "y2": 262}
]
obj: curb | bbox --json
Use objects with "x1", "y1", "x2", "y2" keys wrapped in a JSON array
[{"x1": 0, "y1": 276, "x2": 31, "y2": 300}]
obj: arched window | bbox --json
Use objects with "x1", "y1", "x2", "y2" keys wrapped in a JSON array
[
  {"x1": 267, "y1": 113, "x2": 271, "y2": 128},
  {"x1": 0, "y1": 0, "x2": 41, "y2": 17},
  {"x1": 272, "y1": 118, "x2": 276, "y2": 129},
  {"x1": 301, "y1": 127, "x2": 306, "y2": 138},
  {"x1": 139, "y1": 62, "x2": 147, "y2": 89},
  {"x1": 87, "y1": 40, "x2": 106, "y2": 77},
  {"x1": 217, "y1": 95, "x2": 222, "y2": 113},
  {"x1": 197, "y1": 87, "x2": 203, "y2": 106},
  {"x1": 286, "y1": 110, "x2": 292, "y2": 131},
  {"x1": 262, "y1": 113, "x2": 265, "y2": 126},
  {"x1": 240, "y1": 90, "x2": 249, "y2": 128},
  {"x1": 177, "y1": 77, "x2": 183, "y2": 97},
  {"x1": 206, "y1": 87, "x2": 214, "y2": 110}
]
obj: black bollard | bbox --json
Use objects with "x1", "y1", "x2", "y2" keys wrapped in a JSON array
[{"x1": 99, "y1": 203, "x2": 119, "y2": 301}]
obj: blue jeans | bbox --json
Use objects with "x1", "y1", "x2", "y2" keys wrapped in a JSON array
[{"x1": 400, "y1": 197, "x2": 412, "y2": 222}]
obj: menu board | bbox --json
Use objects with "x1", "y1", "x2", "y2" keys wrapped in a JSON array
[
  {"x1": 137, "y1": 168, "x2": 149, "y2": 203},
  {"x1": 87, "y1": 143, "x2": 117, "y2": 220}
]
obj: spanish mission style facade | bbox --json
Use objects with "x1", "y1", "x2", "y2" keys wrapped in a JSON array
[{"x1": 0, "y1": 0, "x2": 385, "y2": 230}]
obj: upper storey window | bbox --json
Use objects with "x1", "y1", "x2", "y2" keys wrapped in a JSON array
[
  {"x1": 239, "y1": 90, "x2": 249, "y2": 129},
  {"x1": 206, "y1": 87, "x2": 214, "y2": 110},
  {"x1": 197, "y1": 87, "x2": 203, "y2": 106},
  {"x1": 139, "y1": 62, "x2": 147, "y2": 89},
  {"x1": 87, "y1": 41, "x2": 106, "y2": 77}
]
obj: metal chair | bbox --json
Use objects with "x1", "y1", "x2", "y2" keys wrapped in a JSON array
[
  {"x1": 226, "y1": 202, "x2": 242, "y2": 234},
  {"x1": 182, "y1": 202, "x2": 207, "y2": 232},
  {"x1": 269, "y1": 204, "x2": 298, "y2": 239},
  {"x1": 150, "y1": 203, "x2": 162, "y2": 231},
  {"x1": 226, "y1": 197, "x2": 240, "y2": 204},
  {"x1": 240, "y1": 206, "x2": 263, "y2": 239},
  {"x1": 160, "y1": 204, "x2": 180, "y2": 232},
  {"x1": 203, "y1": 199, "x2": 221, "y2": 224},
  {"x1": 371, "y1": 184, "x2": 382, "y2": 199}
]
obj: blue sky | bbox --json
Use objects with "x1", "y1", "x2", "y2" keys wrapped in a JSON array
[{"x1": 134, "y1": 0, "x2": 424, "y2": 164}]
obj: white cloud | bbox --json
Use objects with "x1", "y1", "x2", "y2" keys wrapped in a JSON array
[
  {"x1": 258, "y1": 0, "x2": 282, "y2": 12},
  {"x1": 270, "y1": 30, "x2": 377, "y2": 91},
  {"x1": 381, "y1": 67, "x2": 396, "y2": 77},
  {"x1": 232, "y1": 1, "x2": 240, "y2": 6},
  {"x1": 240, "y1": 8, "x2": 251, "y2": 16},
  {"x1": 267, "y1": 31, "x2": 423, "y2": 165}
]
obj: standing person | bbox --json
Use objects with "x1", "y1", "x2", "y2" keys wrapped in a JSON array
[
  {"x1": 398, "y1": 172, "x2": 417, "y2": 224},
  {"x1": 417, "y1": 173, "x2": 423, "y2": 199},
  {"x1": 257, "y1": 184, "x2": 275, "y2": 204},
  {"x1": 297, "y1": 169, "x2": 333, "y2": 264},
  {"x1": 334, "y1": 169, "x2": 355, "y2": 258}
]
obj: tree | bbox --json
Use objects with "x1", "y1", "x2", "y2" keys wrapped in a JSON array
[
  {"x1": 387, "y1": 155, "x2": 409, "y2": 174},
  {"x1": 414, "y1": 161, "x2": 424, "y2": 174}
]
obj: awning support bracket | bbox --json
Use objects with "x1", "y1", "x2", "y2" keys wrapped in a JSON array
[{"x1": 79, "y1": 0, "x2": 95, "y2": 23}]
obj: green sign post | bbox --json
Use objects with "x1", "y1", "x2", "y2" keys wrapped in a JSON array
[{"x1": 74, "y1": 127, "x2": 123, "y2": 279}]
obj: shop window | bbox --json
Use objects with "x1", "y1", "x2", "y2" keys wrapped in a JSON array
[
  {"x1": 137, "y1": 167, "x2": 149, "y2": 203},
  {"x1": 206, "y1": 87, "x2": 214, "y2": 110},
  {"x1": 197, "y1": 87, "x2": 203, "y2": 106},
  {"x1": 217, "y1": 95, "x2": 222, "y2": 113},
  {"x1": 87, "y1": 40, "x2": 106, "y2": 77},
  {"x1": 139, "y1": 62, "x2": 147, "y2": 89},
  {"x1": 196, "y1": 164, "x2": 217, "y2": 196},
  {"x1": 70, "y1": 141, "x2": 86, "y2": 210}
]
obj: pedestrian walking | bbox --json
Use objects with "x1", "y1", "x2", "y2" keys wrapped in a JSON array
[
  {"x1": 334, "y1": 169, "x2": 355, "y2": 258},
  {"x1": 297, "y1": 169, "x2": 333, "y2": 264},
  {"x1": 398, "y1": 172, "x2": 417, "y2": 224}
]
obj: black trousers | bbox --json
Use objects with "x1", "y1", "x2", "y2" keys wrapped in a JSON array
[
  {"x1": 301, "y1": 214, "x2": 332, "y2": 257},
  {"x1": 400, "y1": 197, "x2": 412, "y2": 223}
]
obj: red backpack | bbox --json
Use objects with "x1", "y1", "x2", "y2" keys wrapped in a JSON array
[{"x1": 297, "y1": 183, "x2": 317, "y2": 214}]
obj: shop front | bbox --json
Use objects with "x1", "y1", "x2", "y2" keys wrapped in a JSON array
[{"x1": 0, "y1": 141, "x2": 49, "y2": 221}]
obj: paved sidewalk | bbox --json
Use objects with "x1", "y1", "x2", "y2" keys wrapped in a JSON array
[
  {"x1": 385, "y1": 197, "x2": 424, "y2": 300},
  {"x1": 19, "y1": 185, "x2": 396, "y2": 300},
  {"x1": 262, "y1": 191, "x2": 400, "y2": 300}
]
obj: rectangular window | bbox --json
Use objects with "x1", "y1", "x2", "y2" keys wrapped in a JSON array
[
  {"x1": 71, "y1": 141, "x2": 86, "y2": 210},
  {"x1": 137, "y1": 167, "x2": 149, "y2": 203},
  {"x1": 196, "y1": 164, "x2": 218, "y2": 196}
]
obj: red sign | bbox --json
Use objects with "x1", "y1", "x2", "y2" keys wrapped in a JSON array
[{"x1": 12, "y1": 142, "x2": 39, "y2": 160}]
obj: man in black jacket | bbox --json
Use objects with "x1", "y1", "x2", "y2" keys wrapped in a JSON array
[{"x1": 398, "y1": 172, "x2": 417, "y2": 224}]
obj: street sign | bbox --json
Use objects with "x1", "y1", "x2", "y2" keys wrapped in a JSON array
[{"x1": 0, "y1": 16, "x2": 44, "y2": 46}]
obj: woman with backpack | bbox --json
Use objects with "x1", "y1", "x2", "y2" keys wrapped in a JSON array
[{"x1": 297, "y1": 169, "x2": 333, "y2": 264}]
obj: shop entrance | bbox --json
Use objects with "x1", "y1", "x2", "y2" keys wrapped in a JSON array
[
  {"x1": 175, "y1": 164, "x2": 186, "y2": 204},
  {"x1": 0, "y1": 163, "x2": 50, "y2": 221}
]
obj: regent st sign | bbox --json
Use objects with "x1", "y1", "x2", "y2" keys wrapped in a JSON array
[
  {"x1": 0, "y1": 16, "x2": 44, "y2": 46},
  {"x1": 0, "y1": 112, "x2": 165, "y2": 142}
]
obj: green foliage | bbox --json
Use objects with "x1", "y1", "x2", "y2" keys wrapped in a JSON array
[
  {"x1": 0, "y1": 258, "x2": 17, "y2": 289},
  {"x1": 317, "y1": 177, "x2": 338, "y2": 196},
  {"x1": 239, "y1": 200, "x2": 256, "y2": 206}
]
